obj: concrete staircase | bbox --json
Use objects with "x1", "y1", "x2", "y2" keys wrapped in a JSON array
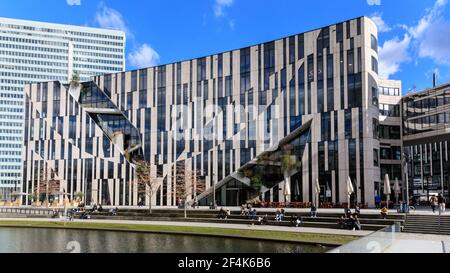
[{"x1": 403, "y1": 214, "x2": 450, "y2": 235}]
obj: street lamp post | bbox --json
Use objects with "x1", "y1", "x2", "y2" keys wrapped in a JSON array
[
  {"x1": 403, "y1": 153, "x2": 410, "y2": 208},
  {"x1": 212, "y1": 172, "x2": 216, "y2": 209}
]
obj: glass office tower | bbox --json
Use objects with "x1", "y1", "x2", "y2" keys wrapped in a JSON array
[{"x1": 0, "y1": 17, "x2": 125, "y2": 200}]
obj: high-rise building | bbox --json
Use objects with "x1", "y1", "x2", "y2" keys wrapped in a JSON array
[
  {"x1": 22, "y1": 16, "x2": 381, "y2": 207},
  {"x1": 0, "y1": 17, "x2": 125, "y2": 199}
]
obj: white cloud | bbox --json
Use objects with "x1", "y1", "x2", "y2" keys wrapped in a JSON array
[
  {"x1": 128, "y1": 44, "x2": 160, "y2": 69},
  {"x1": 377, "y1": 0, "x2": 450, "y2": 78},
  {"x1": 378, "y1": 34, "x2": 412, "y2": 79},
  {"x1": 370, "y1": 13, "x2": 391, "y2": 32},
  {"x1": 214, "y1": 0, "x2": 234, "y2": 17},
  {"x1": 407, "y1": 0, "x2": 447, "y2": 38},
  {"x1": 418, "y1": 19, "x2": 450, "y2": 64},
  {"x1": 67, "y1": 0, "x2": 81, "y2": 5},
  {"x1": 367, "y1": 0, "x2": 381, "y2": 6},
  {"x1": 229, "y1": 20, "x2": 235, "y2": 30},
  {"x1": 95, "y1": 3, "x2": 130, "y2": 37},
  {"x1": 404, "y1": 0, "x2": 450, "y2": 65}
]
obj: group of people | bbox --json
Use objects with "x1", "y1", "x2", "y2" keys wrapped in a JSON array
[
  {"x1": 66, "y1": 208, "x2": 90, "y2": 221},
  {"x1": 338, "y1": 207, "x2": 362, "y2": 230},
  {"x1": 240, "y1": 204, "x2": 253, "y2": 216},
  {"x1": 275, "y1": 208, "x2": 286, "y2": 221},
  {"x1": 176, "y1": 198, "x2": 200, "y2": 209},
  {"x1": 91, "y1": 203, "x2": 103, "y2": 213},
  {"x1": 430, "y1": 194, "x2": 446, "y2": 214}
]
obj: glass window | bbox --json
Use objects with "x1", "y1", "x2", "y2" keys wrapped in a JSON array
[
  {"x1": 298, "y1": 34, "x2": 304, "y2": 60},
  {"x1": 348, "y1": 73, "x2": 362, "y2": 108},
  {"x1": 321, "y1": 112, "x2": 331, "y2": 141},
  {"x1": 372, "y1": 87, "x2": 379, "y2": 106},
  {"x1": 307, "y1": 55, "x2": 314, "y2": 82},
  {"x1": 240, "y1": 48, "x2": 251, "y2": 94},
  {"x1": 346, "y1": 21, "x2": 351, "y2": 39},
  {"x1": 197, "y1": 58, "x2": 207, "y2": 81},
  {"x1": 373, "y1": 149, "x2": 379, "y2": 167},
  {"x1": 327, "y1": 54, "x2": 334, "y2": 111},
  {"x1": 127, "y1": 93, "x2": 133, "y2": 110},
  {"x1": 131, "y1": 71, "x2": 137, "y2": 92},
  {"x1": 264, "y1": 42, "x2": 275, "y2": 69},
  {"x1": 139, "y1": 69, "x2": 147, "y2": 91},
  {"x1": 371, "y1": 35, "x2": 378, "y2": 52},
  {"x1": 218, "y1": 54, "x2": 223, "y2": 77},
  {"x1": 298, "y1": 64, "x2": 305, "y2": 115},
  {"x1": 225, "y1": 76, "x2": 232, "y2": 96},
  {"x1": 345, "y1": 109, "x2": 352, "y2": 139},
  {"x1": 336, "y1": 23, "x2": 344, "y2": 43},
  {"x1": 347, "y1": 50, "x2": 354, "y2": 74},
  {"x1": 289, "y1": 36, "x2": 295, "y2": 63},
  {"x1": 240, "y1": 48, "x2": 251, "y2": 73},
  {"x1": 357, "y1": 18, "x2": 362, "y2": 35},
  {"x1": 371, "y1": 56, "x2": 378, "y2": 74},
  {"x1": 139, "y1": 90, "x2": 147, "y2": 108},
  {"x1": 357, "y1": 47, "x2": 362, "y2": 73},
  {"x1": 373, "y1": 118, "x2": 379, "y2": 139}
]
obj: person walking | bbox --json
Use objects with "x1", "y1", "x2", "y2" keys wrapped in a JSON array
[
  {"x1": 430, "y1": 195, "x2": 438, "y2": 213},
  {"x1": 375, "y1": 195, "x2": 382, "y2": 209},
  {"x1": 437, "y1": 193, "x2": 446, "y2": 214}
]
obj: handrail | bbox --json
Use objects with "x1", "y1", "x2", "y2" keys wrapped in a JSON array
[{"x1": 0, "y1": 207, "x2": 56, "y2": 215}]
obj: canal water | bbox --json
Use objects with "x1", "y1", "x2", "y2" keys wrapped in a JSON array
[{"x1": 0, "y1": 227, "x2": 329, "y2": 253}]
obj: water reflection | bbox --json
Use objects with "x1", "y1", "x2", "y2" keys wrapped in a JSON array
[{"x1": 0, "y1": 228, "x2": 328, "y2": 253}]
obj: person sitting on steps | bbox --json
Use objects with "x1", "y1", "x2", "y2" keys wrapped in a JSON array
[
  {"x1": 344, "y1": 207, "x2": 352, "y2": 218},
  {"x1": 290, "y1": 215, "x2": 302, "y2": 227},
  {"x1": 310, "y1": 205, "x2": 318, "y2": 218},
  {"x1": 380, "y1": 206, "x2": 388, "y2": 219},
  {"x1": 217, "y1": 207, "x2": 227, "y2": 219}
]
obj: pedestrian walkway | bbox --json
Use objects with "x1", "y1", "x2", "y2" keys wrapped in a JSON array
[
  {"x1": 0, "y1": 217, "x2": 371, "y2": 237},
  {"x1": 85, "y1": 206, "x2": 446, "y2": 216},
  {"x1": 384, "y1": 233, "x2": 450, "y2": 253}
]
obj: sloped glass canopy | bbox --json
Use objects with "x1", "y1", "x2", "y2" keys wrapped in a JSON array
[
  {"x1": 72, "y1": 82, "x2": 144, "y2": 163},
  {"x1": 198, "y1": 119, "x2": 312, "y2": 206}
]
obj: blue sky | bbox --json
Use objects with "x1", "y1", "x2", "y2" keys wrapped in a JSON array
[{"x1": 1, "y1": 0, "x2": 450, "y2": 93}]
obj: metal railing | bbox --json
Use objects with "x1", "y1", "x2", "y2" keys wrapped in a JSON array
[
  {"x1": 328, "y1": 223, "x2": 402, "y2": 253},
  {"x1": 0, "y1": 207, "x2": 55, "y2": 215}
]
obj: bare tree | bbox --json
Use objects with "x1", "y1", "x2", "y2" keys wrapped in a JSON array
[
  {"x1": 135, "y1": 160, "x2": 161, "y2": 214},
  {"x1": 173, "y1": 162, "x2": 205, "y2": 218},
  {"x1": 37, "y1": 163, "x2": 60, "y2": 207}
]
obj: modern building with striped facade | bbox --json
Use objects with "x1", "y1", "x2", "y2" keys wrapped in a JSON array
[
  {"x1": 22, "y1": 16, "x2": 381, "y2": 207},
  {"x1": 403, "y1": 82, "x2": 450, "y2": 202}
]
